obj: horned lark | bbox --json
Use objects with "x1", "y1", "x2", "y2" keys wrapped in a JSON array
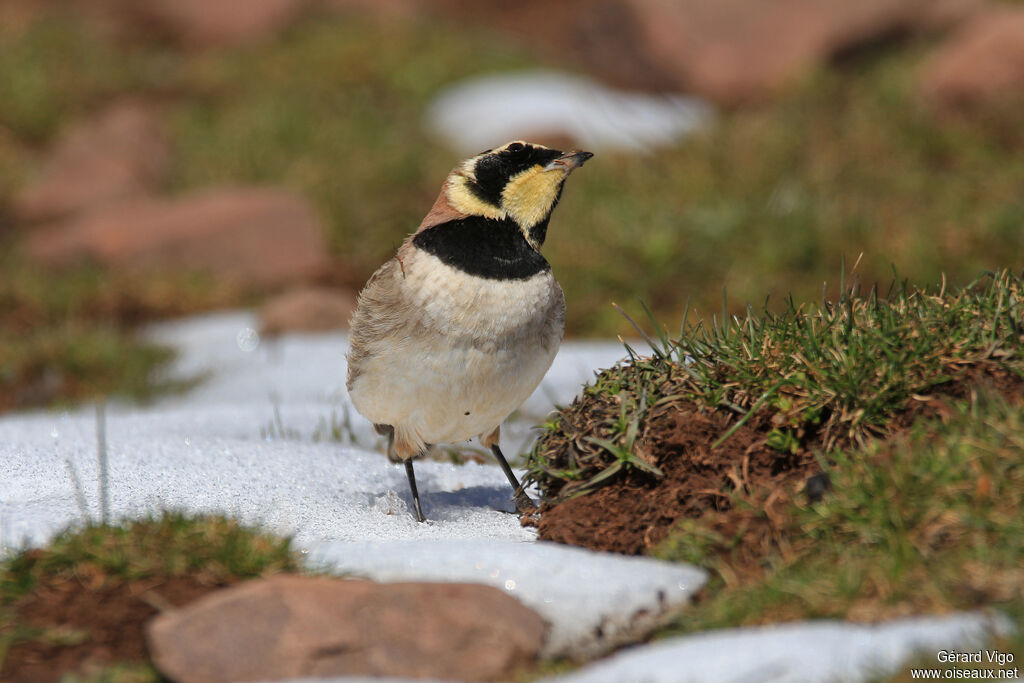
[{"x1": 346, "y1": 141, "x2": 592, "y2": 522}]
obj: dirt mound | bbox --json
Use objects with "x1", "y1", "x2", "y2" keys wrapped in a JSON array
[
  {"x1": 2, "y1": 560, "x2": 234, "y2": 682},
  {"x1": 535, "y1": 365, "x2": 1023, "y2": 556},
  {"x1": 536, "y1": 401, "x2": 818, "y2": 555}
]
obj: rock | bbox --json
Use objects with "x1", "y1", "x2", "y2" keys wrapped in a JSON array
[
  {"x1": 146, "y1": 575, "x2": 546, "y2": 683},
  {"x1": 919, "y1": 7, "x2": 1024, "y2": 110},
  {"x1": 13, "y1": 101, "x2": 169, "y2": 223},
  {"x1": 617, "y1": 0, "x2": 985, "y2": 105},
  {"x1": 258, "y1": 286, "x2": 356, "y2": 336},
  {"x1": 123, "y1": 0, "x2": 315, "y2": 48},
  {"x1": 26, "y1": 188, "x2": 330, "y2": 288},
  {"x1": 309, "y1": 539, "x2": 708, "y2": 660},
  {"x1": 915, "y1": 0, "x2": 988, "y2": 33}
]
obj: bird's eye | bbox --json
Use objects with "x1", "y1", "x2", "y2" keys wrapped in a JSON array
[{"x1": 507, "y1": 142, "x2": 525, "y2": 154}]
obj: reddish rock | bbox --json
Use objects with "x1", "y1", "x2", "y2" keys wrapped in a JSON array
[
  {"x1": 919, "y1": 7, "x2": 1024, "y2": 110},
  {"x1": 146, "y1": 575, "x2": 546, "y2": 683},
  {"x1": 617, "y1": 0, "x2": 984, "y2": 105},
  {"x1": 259, "y1": 286, "x2": 357, "y2": 336},
  {"x1": 26, "y1": 188, "x2": 330, "y2": 288},
  {"x1": 121, "y1": 0, "x2": 315, "y2": 47},
  {"x1": 915, "y1": 0, "x2": 988, "y2": 33},
  {"x1": 13, "y1": 101, "x2": 169, "y2": 223}
]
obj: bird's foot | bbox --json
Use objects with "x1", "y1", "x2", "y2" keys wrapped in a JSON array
[
  {"x1": 514, "y1": 491, "x2": 536, "y2": 515},
  {"x1": 516, "y1": 494, "x2": 541, "y2": 527}
]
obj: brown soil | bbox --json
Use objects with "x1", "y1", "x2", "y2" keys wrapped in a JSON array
[
  {"x1": 536, "y1": 364, "x2": 1024, "y2": 556},
  {"x1": 2, "y1": 564, "x2": 237, "y2": 682}
]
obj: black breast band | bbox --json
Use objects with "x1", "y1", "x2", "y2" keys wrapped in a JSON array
[{"x1": 412, "y1": 216, "x2": 550, "y2": 281}]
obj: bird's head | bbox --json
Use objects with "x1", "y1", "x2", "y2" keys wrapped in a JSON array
[{"x1": 440, "y1": 141, "x2": 593, "y2": 249}]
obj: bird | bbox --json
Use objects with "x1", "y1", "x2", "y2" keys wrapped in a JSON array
[{"x1": 346, "y1": 140, "x2": 593, "y2": 522}]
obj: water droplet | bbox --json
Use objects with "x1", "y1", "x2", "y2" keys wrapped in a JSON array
[
  {"x1": 184, "y1": 437, "x2": 191, "y2": 447},
  {"x1": 237, "y1": 327, "x2": 260, "y2": 353},
  {"x1": 50, "y1": 427, "x2": 59, "y2": 439},
  {"x1": 489, "y1": 568, "x2": 501, "y2": 579},
  {"x1": 504, "y1": 579, "x2": 516, "y2": 591}
]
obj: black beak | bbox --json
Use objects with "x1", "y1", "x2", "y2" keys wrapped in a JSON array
[{"x1": 545, "y1": 150, "x2": 594, "y2": 172}]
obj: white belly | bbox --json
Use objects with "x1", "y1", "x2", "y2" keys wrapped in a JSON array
[{"x1": 348, "y1": 250, "x2": 565, "y2": 451}]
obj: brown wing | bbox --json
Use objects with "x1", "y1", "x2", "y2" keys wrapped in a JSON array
[
  {"x1": 346, "y1": 177, "x2": 464, "y2": 389},
  {"x1": 345, "y1": 250, "x2": 417, "y2": 390}
]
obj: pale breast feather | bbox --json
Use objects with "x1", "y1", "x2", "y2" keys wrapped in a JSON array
[{"x1": 401, "y1": 247, "x2": 565, "y2": 349}]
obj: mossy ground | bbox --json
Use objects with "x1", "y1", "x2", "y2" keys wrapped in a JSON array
[{"x1": 526, "y1": 270, "x2": 1024, "y2": 677}]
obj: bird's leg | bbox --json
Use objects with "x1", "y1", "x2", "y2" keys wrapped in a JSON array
[
  {"x1": 404, "y1": 459, "x2": 427, "y2": 523},
  {"x1": 490, "y1": 443, "x2": 537, "y2": 514},
  {"x1": 384, "y1": 425, "x2": 427, "y2": 522}
]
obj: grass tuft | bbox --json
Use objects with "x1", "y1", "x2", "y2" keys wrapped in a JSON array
[
  {"x1": 528, "y1": 269, "x2": 1024, "y2": 660},
  {"x1": 656, "y1": 395, "x2": 1024, "y2": 633},
  {"x1": 526, "y1": 269, "x2": 1024, "y2": 499},
  {"x1": 0, "y1": 511, "x2": 299, "y2": 604}
]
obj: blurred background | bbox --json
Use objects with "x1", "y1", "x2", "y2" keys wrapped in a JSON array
[{"x1": 1, "y1": 0, "x2": 1023, "y2": 411}]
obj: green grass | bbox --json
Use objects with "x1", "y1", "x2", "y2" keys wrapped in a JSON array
[
  {"x1": 547, "y1": 45, "x2": 1024, "y2": 333},
  {"x1": 0, "y1": 512, "x2": 299, "y2": 602},
  {"x1": 656, "y1": 398, "x2": 1024, "y2": 629},
  {"x1": 659, "y1": 396, "x2": 1024, "y2": 683},
  {"x1": 0, "y1": 9, "x2": 542, "y2": 410},
  {"x1": 0, "y1": 322, "x2": 177, "y2": 409},
  {"x1": 1, "y1": 8, "x2": 1024, "y2": 406},
  {"x1": 527, "y1": 269, "x2": 1024, "y2": 663},
  {"x1": 654, "y1": 396, "x2": 1024, "y2": 682},
  {"x1": 59, "y1": 663, "x2": 162, "y2": 683},
  {"x1": 665, "y1": 267, "x2": 1024, "y2": 451},
  {"x1": 166, "y1": 13, "x2": 541, "y2": 266},
  {"x1": 0, "y1": 253, "x2": 238, "y2": 410},
  {"x1": 527, "y1": 269, "x2": 1024, "y2": 498},
  {"x1": 0, "y1": 13, "x2": 174, "y2": 143}
]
